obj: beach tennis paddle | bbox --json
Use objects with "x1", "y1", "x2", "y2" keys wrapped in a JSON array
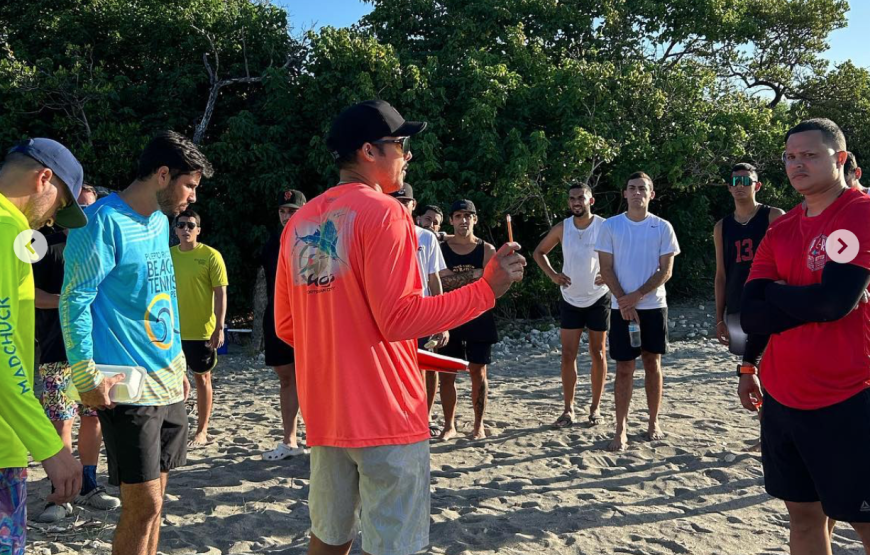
[{"x1": 417, "y1": 349, "x2": 469, "y2": 373}]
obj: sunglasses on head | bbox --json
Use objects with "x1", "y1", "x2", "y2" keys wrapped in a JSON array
[
  {"x1": 731, "y1": 176, "x2": 755, "y2": 188},
  {"x1": 371, "y1": 136, "x2": 411, "y2": 155},
  {"x1": 175, "y1": 221, "x2": 197, "y2": 230}
]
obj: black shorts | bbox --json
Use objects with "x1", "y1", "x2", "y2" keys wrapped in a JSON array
[
  {"x1": 263, "y1": 312, "x2": 294, "y2": 367},
  {"x1": 182, "y1": 340, "x2": 217, "y2": 374},
  {"x1": 560, "y1": 294, "x2": 611, "y2": 331},
  {"x1": 609, "y1": 308, "x2": 668, "y2": 361},
  {"x1": 98, "y1": 402, "x2": 188, "y2": 486},
  {"x1": 440, "y1": 337, "x2": 493, "y2": 365},
  {"x1": 761, "y1": 389, "x2": 870, "y2": 522}
]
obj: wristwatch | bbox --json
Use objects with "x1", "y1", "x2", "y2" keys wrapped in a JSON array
[{"x1": 736, "y1": 363, "x2": 757, "y2": 377}]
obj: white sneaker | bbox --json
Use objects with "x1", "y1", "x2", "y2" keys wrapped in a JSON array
[
  {"x1": 36, "y1": 503, "x2": 72, "y2": 523},
  {"x1": 261, "y1": 442, "x2": 307, "y2": 461},
  {"x1": 75, "y1": 486, "x2": 120, "y2": 510}
]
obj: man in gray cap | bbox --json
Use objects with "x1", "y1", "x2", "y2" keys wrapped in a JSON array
[{"x1": 0, "y1": 138, "x2": 88, "y2": 554}]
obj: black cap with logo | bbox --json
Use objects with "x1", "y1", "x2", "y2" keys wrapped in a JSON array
[
  {"x1": 389, "y1": 184, "x2": 414, "y2": 200},
  {"x1": 278, "y1": 189, "x2": 307, "y2": 209},
  {"x1": 326, "y1": 100, "x2": 427, "y2": 160},
  {"x1": 450, "y1": 199, "x2": 477, "y2": 215}
]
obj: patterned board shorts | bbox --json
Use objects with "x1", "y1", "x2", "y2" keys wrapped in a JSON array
[
  {"x1": 0, "y1": 468, "x2": 27, "y2": 555},
  {"x1": 39, "y1": 361, "x2": 98, "y2": 421}
]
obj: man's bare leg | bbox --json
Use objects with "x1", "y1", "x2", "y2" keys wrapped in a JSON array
[
  {"x1": 439, "y1": 372, "x2": 458, "y2": 440},
  {"x1": 52, "y1": 420, "x2": 74, "y2": 451},
  {"x1": 640, "y1": 351, "x2": 664, "y2": 440},
  {"x1": 608, "y1": 359, "x2": 636, "y2": 451},
  {"x1": 555, "y1": 328, "x2": 582, "y2": 426},
  {"x1": 190, "y1": 372, "x2": 213, "y2": 445},
  {"x1": 784, "y1": 501, "x2": 832, "y2": 555},
  {"x1": 78, "y1": 416, "x2": 102, "y2": 466},
  {"x1": 587, "y1": 330, "x2": 608, "y2": 424},
  {"x1": 308, "y1": 533, "x2": 353, "y2": 555},
  {"x1": 145, "y1": 473, "x2": 169, "y2": 555},
  {"x1": 272, "y1": 364, "x2": 300, "y2": 447},
  {"x1": 827, "y1": 518, "x2": 836, "y2": 541},
  {"x1": 469, "y1": 363, "x2": 488, "y2": 439},
  {"x1": 849, "y1": 521, "x2": 870, "y2": 554},
  {"x1": 115, "y1": 478, "x2": 163, "y2": 555}
]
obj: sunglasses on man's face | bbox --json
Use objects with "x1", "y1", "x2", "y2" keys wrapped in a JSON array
[
  {"x1": 371, "y1": 136, "x2": 411, "y2": 155},
  {"x1": 731, "y1": 176, "x2": 755, "y2": 188},
  {"x1": 175, "y1": 221, "x2": 197, "y2": 230}
]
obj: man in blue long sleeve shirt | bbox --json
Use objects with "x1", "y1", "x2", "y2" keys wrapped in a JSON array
[{"x1": 60, "y1": 131, "x2": 212, "y2": 555}]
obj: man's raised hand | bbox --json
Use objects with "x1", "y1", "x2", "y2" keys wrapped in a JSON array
[{"x1": 483, "y1": 242, "x2": 526, "y2": 298}]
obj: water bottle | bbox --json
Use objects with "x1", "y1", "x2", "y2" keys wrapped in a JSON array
[{"x1": 628, "y1": 321, "x2": 642, "y2": 348}]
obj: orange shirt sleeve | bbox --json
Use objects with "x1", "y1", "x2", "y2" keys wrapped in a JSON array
[
  {"x1": 362, "y1": 213, "x2": 496, "y2": 341},
  {"x1": 274, "y1": 223, "x2": 294, "y2": 347}
]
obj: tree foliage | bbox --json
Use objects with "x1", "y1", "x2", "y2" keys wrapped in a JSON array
[{"x1": 0, "y1": 0, "x2": 861, "y2": 318}]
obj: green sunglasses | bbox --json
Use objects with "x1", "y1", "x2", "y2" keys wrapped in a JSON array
[{"x1": 730, "y1": 175, "x2": 755, "y2": 188}]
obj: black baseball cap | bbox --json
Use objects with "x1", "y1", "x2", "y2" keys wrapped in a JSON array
[
  {"x1": 390, "y1": 184, "x2": 414, "y2": 200},
  {"x1": 278, "y1": 189, "x2": 306, "y2": 209},
  {"x1": 9, "y1": 138, "x2": 87, "y2": 229},
  {"x1": 326, "y1": 100, "x2": 427, "y2": 160},
  {"x1": 450, "y1": 199, "x2": 477, "y2": 215}
]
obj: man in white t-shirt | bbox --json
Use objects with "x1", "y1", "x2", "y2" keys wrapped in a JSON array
[
  {"x1": 595, "y1": 171, "x2": 680, "y2": 452},
  {"x1": 533, "y1": 183, "x2": 610, "y2": 428},
  {"x1": 391, "y1": 185, "x2": 449, "y2": 434}
]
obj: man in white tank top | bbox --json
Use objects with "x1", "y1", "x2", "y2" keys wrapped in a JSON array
[{"x1": 533, "y1": 184, "x2": 610, "y2": 428}]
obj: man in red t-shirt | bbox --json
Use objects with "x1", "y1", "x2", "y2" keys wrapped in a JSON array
[
  {"x1": 739, "y1": 118, "x2": 870, "y2": 553},
  {"x1": 273, "y1": 100, "x2": 526, "y2": 555}
]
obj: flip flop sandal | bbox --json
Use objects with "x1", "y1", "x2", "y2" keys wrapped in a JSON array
[
  {"x1": 429, "y1": 423, "x2": 442, "y2": 438},
  {"x1": 553, "y1": 413, "x2": 575, "y2": 429},
  {"x1": 588, "y1": 411, "x2": 602, "y2": 426},
  {"x1": 262, "y1": 443, "x2": 306, "y2": 461}
]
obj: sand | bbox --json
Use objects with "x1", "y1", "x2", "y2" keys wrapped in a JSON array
[{"x1": 25, "y1": 304, "x2": 868, "y2": 554}]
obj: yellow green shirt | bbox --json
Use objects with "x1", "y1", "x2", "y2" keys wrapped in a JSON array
[
  {"x1": 0, "y1": 193, "x2": 64, "y2": 467},
  {"x1": 170, "y1": 243, "x2": 228, "y2": 340}
]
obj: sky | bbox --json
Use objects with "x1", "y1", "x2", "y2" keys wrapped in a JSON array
[{"x1": 278, "y1": 0, "x2": 869, "y2": 69}]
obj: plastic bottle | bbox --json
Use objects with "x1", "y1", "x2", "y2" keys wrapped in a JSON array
[{"x1": 629, "y1": 321, "x2": 642, "y2": 348}]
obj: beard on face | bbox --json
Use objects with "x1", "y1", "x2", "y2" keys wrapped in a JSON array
[
  {"x1": 157, "y1": 182, "x2": 184, "y2": 216},
  {"x1": 570, "y1": 205, "x2": 588, "y2": 217},
  {"x1": 24, "y1": 186, "x2": 59, "y2": 229}
]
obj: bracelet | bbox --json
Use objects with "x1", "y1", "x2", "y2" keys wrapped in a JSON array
[{"x1": 717, "y1": 320, "x2": 725, "y2": 326}]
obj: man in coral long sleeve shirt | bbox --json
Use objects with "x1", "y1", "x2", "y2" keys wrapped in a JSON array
[{"x1": 274, "y1": 100, "x2": 526, "y2": 555}]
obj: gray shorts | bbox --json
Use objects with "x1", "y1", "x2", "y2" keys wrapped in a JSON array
[{"x1": 309, "y1": 440, "x2": 430, "y2": 555}]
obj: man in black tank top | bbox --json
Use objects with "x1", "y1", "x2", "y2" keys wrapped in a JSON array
[
  {"x1": 714, "y1": 163, "x2": 784, "y2": 356},
  {"x1": 713, "y1": 163, "x2": 784, "y2": 451},
  {"x1": 437, "y1": 199, "x2": 498, "y2": 440}
]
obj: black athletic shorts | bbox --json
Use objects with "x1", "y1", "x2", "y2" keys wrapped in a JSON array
[
  {"x1": 440, "y1": 337, "x2": 493, "y2": 365},
  {"x1": 98, "y1": 402, "x2": 188, "y2": 486},
  {"x1": 609, "y1": 307, "x2": 668, "y2": 361},
  {"x1": 182, "y1": 340, "x2": 218, "y2": 374},
  {"x1": 263, "y1": 311, "x2": 294, "y2": 367},
  {"x1": 560, "y1": 294, "x2": 611, "y2": 332},
  {"x1": 761, "y1": 389, "x2": 870, "y2": 522}
]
